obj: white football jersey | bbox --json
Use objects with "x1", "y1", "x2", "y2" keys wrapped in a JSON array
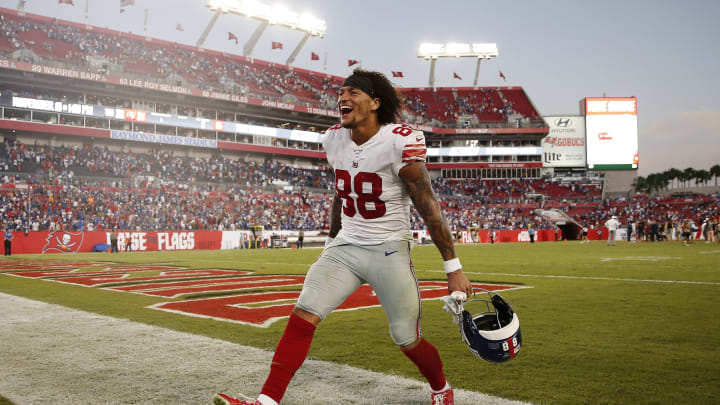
[{"x1": 322, "y1": 123, "x2": 426, "y2": 246}]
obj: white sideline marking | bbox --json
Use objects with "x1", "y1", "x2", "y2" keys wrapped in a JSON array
[
  {"x1": 599, "y1": 256, "x2": 679, "y2": 262},
  {"x1": 699, "y1": 250, "x2": 720, "y2": 254},
  {"x1": 0, "y1": 292, "x2": 532, "y2": 405},
  {"x1": 429, "y1": 270, "x2": 720, "y2": 286}
]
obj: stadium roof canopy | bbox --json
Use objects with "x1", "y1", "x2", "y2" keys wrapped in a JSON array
[
  {"x1": 199, "y1": 0, "x2": 326, "y2": 66},
  {"x1": 418, "y1": 42, "x2": 498, "y2": 87}
]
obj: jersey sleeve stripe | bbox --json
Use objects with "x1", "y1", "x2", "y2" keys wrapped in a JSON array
[
  {"x1": 403, "y1": 144, "x2": 425, "y2": 148},
  {"x1": 402, "y1": 148, "x2": 427, "y2": 161}
]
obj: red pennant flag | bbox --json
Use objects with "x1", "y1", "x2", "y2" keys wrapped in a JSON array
[
  {"x1": 228, "y1": 32, "x2": 238, "y2": 44},
  {"x1": 176, "y1": 24, "x2": 184, "y2": 32},
  {"x1": 348, "y1": 59, "x2": 359, "y2": 67},
  {"x1": 58, "y1": 0, "x2": 74, "y2": 5},
  {"x1": 453, "y1": 72, "x2": 462, "y2": 80},
  {"x1": 272, "y1": 41, "x2": 283, "y2": 50},
  {"x1": 120, "y1": 0, "x2": 134, "y2": 6},
  {"x1": 499, "y1": 70, "x2": 506, "y2": 81},
  {"x1": 392, "y1": 71, "x2": 404, "y2": 78},
  {"x1": 311, "y1": 52, "x2": 320, "y2": 61}
]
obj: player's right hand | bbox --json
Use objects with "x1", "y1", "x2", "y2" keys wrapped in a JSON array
[{"x1": 447, "y1": 269, "x2": 473, "y2": 298}]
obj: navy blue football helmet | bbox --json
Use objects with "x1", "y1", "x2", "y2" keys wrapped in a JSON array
[{"x1": 459, "y1": 288, "x2": 521, "y2": 363}]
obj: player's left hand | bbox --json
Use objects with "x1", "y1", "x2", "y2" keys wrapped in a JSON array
[
  {"x1": 447, "y1": 269, "x2": 473, "y2": 298},
  {"x1": 440, "y1": 292, "x2": 466, "y2": 324}
]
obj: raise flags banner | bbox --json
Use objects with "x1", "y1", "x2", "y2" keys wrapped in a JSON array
[
  {"x1": 311, "y1": 52, "x2": 320, "y2": 61},
  {"x1": 348, "y1": 59, "x2": 360, "y2": 67},
  {"x1": 228, "y1": 32, "x2": 238, "y2": 44},
  {"x1": 271, "y1": 42, "x2": 283, "y2": 50},
  {"x1": 392, "y1": 71, "x2": 404, "y2": 78},
  {"x1": 453, "y1": 72, "x2": 462, "y2": 80},
  {"x1": 58, "y1": 0, "x2": 74, "y2": 5}
]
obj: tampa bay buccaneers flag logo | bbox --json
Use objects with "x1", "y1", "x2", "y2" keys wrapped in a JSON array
[{"x1": 42, "y1": 232, "x2": 84, "y2": 253}]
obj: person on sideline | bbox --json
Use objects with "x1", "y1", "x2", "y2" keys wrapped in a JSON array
[
  {"x1": 296, "y1": 229, "x2": 304, "y2": 249},
  {"x1": 110, "y1": 229, "x2": 119, "y2": 253},
  {"x1": 605, "y1": 216, "x2": 620, "y2": 246},
  {"x1": 528, "y1": 225, "x2": 535, "y2": 243},
  {"x1": 214, "y1": 69, "x2": 473, "y2": 405},
  {"x1": 4, "y1": 227, "x2": 13, "y2": 256}
]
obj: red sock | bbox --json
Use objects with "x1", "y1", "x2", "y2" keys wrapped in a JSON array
[
  {"x1": 260, "y1": 313, "x2": 316, "y2": 403},
  {"x1": 402, "y1": 338, "x2": 447, "y2": 391}
]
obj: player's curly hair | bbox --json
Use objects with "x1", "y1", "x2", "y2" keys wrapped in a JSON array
[{"x1": 344, "y1": 68, "x2": 403, "y2": 125}]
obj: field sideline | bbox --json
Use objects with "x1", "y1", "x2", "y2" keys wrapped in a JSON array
[{"x1": 1, "y1": 241, "x2": 719, "y2": 404}]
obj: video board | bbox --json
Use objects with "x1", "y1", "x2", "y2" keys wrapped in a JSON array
[{"x1": 584, "y1": 97, "x2": 638, "y2": 170}]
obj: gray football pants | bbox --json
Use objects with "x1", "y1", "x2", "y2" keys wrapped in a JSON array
[{"x1": 295, "y1": 241, "x2": 422, "y2": 346}]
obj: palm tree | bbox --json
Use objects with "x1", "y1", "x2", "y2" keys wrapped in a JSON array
[
  {"x1": 696, "y1": 169, "x2": 712, "y2": 187},
  {"x1": 632, "y1": 176, "x2": 648, "y2": 194},
  {"x1": 667, "y1": 168, "x2": 682, "y2": 189},
  {"x1": 710, "y1": 164, "x2": 720, "y2": 187},
  {"x1": 661, "y1": 170, "x2": 672, "y2": 191},
  {"x1": 682, "y1": 167, "x2": 696, "y2": 188},
  {"x1": 647, "y1": 173, "x2": 668, "y2": 195}
]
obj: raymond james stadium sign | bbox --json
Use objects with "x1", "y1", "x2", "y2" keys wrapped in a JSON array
[{"x1": 110, "y1": 130, "x2": 218, "y2": 148}]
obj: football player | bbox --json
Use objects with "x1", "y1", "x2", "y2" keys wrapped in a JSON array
[{"x1": 215, "y1": 69, "x2": 473, "y2": 405}]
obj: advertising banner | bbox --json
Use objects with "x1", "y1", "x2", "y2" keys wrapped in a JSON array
[
  {"x1": 8, "y1": 231, "x2": 222, "y2": 254},
  {"x1": 542, "y1": 116, "x2": 586, "y2": 167}
]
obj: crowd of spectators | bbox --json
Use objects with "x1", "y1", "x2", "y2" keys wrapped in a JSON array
[
  {"x1": 570, "y1": 193, "x2": 720, "y2": 240},
  {"x1": 0, "y1": 184, "x2": 327, "y2": 233},
  {"x1": 3, "y1": 139, "x2": 599, "y2": 201},
  {"x1": 1, "y1": 139, "x2": 334, "y2": 190},
  {"x1": 0, "y1": 12, "x2": 340, "y2": 109},
  {"x1": 2, "y1": 139, "x2": 718, "y2": 237},
  {"x1": 2, "y1": 178, "x2": 715, "y2": 238}
]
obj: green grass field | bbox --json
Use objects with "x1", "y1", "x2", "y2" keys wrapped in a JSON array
[{"x1": 1, "y1": 241, "x2": 719, "y2": 405}]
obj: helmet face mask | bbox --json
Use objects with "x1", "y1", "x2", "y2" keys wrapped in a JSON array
[{"x1": 459, "y1": 288, "x2": 522, "y2": 363}]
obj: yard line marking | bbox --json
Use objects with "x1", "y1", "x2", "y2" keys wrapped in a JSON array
[{"x1": 428, "y1": 270, "x2": 720, "y2": 286}]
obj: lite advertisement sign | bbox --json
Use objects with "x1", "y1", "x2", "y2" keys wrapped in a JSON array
[
  {"x1": 584, "y1": 97, "x2": 638, "y2": 170},
  {"x1": 542, "y1": 116, "x2": 586, "y2": 167}
]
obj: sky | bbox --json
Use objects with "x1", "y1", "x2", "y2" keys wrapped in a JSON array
[{"x1": 2, "y1": 0, "x2": 718, "y2": 176}]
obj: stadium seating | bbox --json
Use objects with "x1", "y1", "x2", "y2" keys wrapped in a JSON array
[
  {"x1": 0, "y1": 9, "x2": 542, "y2": 129},
  {"x1": 3, "y1": 138, "x2": 716, "y2": 237}
]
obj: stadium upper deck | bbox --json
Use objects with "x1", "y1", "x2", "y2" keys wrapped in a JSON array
[
  {"x1": 0, "y1": 8, "x2": 545, "y2": 130},
  {"x1": 0, "y1": 7, "x2": 548, "y2": 179}
]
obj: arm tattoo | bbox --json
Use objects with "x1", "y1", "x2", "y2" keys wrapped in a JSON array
[
  {"x1": 402, "y1": 164, "x2": 456, "y2": 260},
  {"x1": 328, "y1": 194, "x2": 342, "y2": 238}
]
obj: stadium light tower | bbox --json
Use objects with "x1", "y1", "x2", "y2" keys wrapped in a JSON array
[
  {"x1": 200, "y1": 0, "x2": 326, "y2": 66},
  {"x1": 418, "y1": 42, "x2": 498, "y2": 87}
]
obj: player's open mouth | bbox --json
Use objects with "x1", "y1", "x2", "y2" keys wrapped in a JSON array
[{"x1": 340, "y1": 105, "x2": 353, "y2": 118}]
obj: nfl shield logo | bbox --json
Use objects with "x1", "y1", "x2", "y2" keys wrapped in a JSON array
[{"x1": 352, "y1": 161, "x2": 358, "y2": 168}]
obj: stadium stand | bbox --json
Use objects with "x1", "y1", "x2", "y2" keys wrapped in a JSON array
[
  {"x1": 0, "y1": 9, "x2": 542, "y2": 130},
  {"x1": 2, "y1": 8, "x2": 715, "y2": 244}
]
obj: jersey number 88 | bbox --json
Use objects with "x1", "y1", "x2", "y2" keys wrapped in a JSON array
[{"x1": 335, "y1": 169, "x2": 386, "y2": 220}]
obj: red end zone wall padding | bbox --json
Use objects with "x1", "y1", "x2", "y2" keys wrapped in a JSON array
[
  {"x1": 8, "y1": 229, "x2": 561, "y2": 254},
  {"x1": 7, "y1": 231, "x2": 222, "y2": 254},
  {"x1": 474, "y1": 229, "x2": 557, "y2": 243}
]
